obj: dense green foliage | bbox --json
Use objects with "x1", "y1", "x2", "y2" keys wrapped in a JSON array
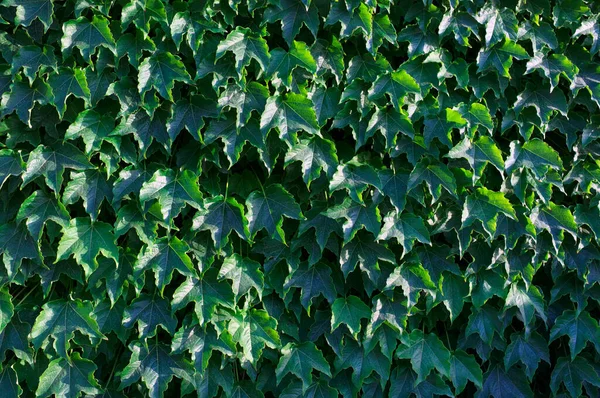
[{"x1": 1, "y1": 0, "x2": 600, "y2": 396}]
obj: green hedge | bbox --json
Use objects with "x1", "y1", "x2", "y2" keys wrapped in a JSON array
[{"x1": 0, "y1": 0, "x2": 599, "y2": 396}]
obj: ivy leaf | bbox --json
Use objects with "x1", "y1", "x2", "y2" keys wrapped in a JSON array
[
  {"x1": 340, "y1": 234, "x2": 394, "y2": 281},
  {"x1": 219, "y1": 254, "x2": 264, "y2": 301},
  {"x1": 447, "y1": 136, "x2": 504, "y2": 184},
  {"x1": 30, "y1": 299, "x2": 104, "y2": 359},
  {"x1": 172, "y1": 270, "x2": 234, "y2": 325},
  {"x1": 3, "y1": 0, "x2": 54, "y2": 30},
  {"x1": 329, "y1": 161, "x2": 381, "y2": 204},
  {"x1": 62, "y1": 170, "x2": 112, "y2": 221},
  {"x1": 61, "y1": 16, "x2": 116, "y2": 62},
  {"x1": 504, "y1": 283, "x2": 547, "y2": 329},
  {"x1": 477, "y1": 40, "x2": 529, "y2": 78},
  {"x1": 450, "y1": 350, "x2": 483, "y2": 394},
  {"x1": 0, "y1": 365, "x2": 21, "y2": 398},
  {"x1": 331, "y1": 295, "x2": 371, "y2": 337},
  {"x1": 218, "y1": 82, "x2": 269, "y2": 128},
  {"x1": 134, "y1": 236, "x2": 197, "y2": 293},
  {"x1": 423, "y1": 108, "x2": 467, "y2": 148},
  {"x1": 479, "y1": 365, "x2": 534, "y2": 398},
  {"x1": 462, "y1": 187, "x2": 516, "y2": 239},
  {"x1": 36, "y1": 353, "x2": 101, "y2": 398},
  {"x1": 311, "y1": 37, "x2": 345, "y2": 84},
  {"x1": 276, "y1": 342, "x2": 331, "y2": 391},
  {"x1": 264, "y1": 0, "x2": 319, "y2": 45},
  {"x1": 378, "y1": 169, "x2": 409, "y2": 213},
  {"x1": 65, "y1": 110, "x2": 114, "y2": 155},
  {"x1": 216, "y1": 27, "x2": 270, "y2": 79},
  {"x1": 119, "y1": 340, "x2": 194, "y2": 398},
  {"x1": 505, "y1": 332, "x2": 550, "y2": 380},
  {"x1": 551, "y1": 356, "x2": 600, "y2": 397},
  {"x1": 22, "y1": 143, "x2": 93, "y2": 193},
  {"x1": 407, "y1": 158, "x2": 458, "y2": 202},
  {"x1": 324, "y1": 197, "x2": 381, "y2": 244},
  {"x1": 530, "y1": 202, "x2": 578, "y2": 253},
  {"x1": 260, "y1": 92, "x2": 320, "y2": 144},
  {"x1": 56, "y1": 218, "x2": 118, "y2": 277},
  {"x1": 17, "y1": 190, "x2": 69, "y2": 239},
  {"x1": 285, "y1": 136, "x2": 338, "y2": 187},
  {"x1": 47, "y1": 67, "x2": 90, "y2": 117},
  {"x1": 123, "y1": 294, "x2": 177, "y2": 338},
  {"x1": 396, "y1": 330, "x2": 451, "y2": 384},
  {"x1": 366, "y1": 107, "x2": 415, "y2": 149},
  {"x1": 1, "y1": 78, "x2": 53, "y2": 127},
  {"x1": 284, "y1": 263, "x2": 337, "y2": 311},
  {"x1": 335, "y1": 339, "x2": 391, "y2": 389},
  {"x1": 513, "y1": 83, "x2": 568, "y2": 124},
  {"x1": 389, "y1": 365, "x2": 452, "y2": 398},
  {"x1": 138, "y1": 52, "x2": 192, "y2": 101},
  {"x1": 267, "y1": 41, "x2": 316, "y2": 88},
  {"x1": 378, "y1": 211, "x2": 430, "y2": 255},
  {"x1": 167, "y1": 96, "x2": 218, "y2": 142},
  {"x1": 505, "y1": 139, "x2": 563, "y2": 178},
  {"x1": 0, "y1": 150, "x2": 23, "y2": 190},
  {"x1": 367, "y1": 70, "x2": 420, "y2": 110},
  {"x1": 525, "y1": 53, "x2": 577, "y2": 91},
  {"x1": 139, "y1": 169, "x2": 203, "y2": 224},
  {"x1": 0, "y1": 223, "x2": 39, "y2": 276},
  {"x1": 116, "y1": 31, "x2": 156, "y2": 69},
  {"x1": 245, "y1": 184, "x2": 303, "y2": 243},
  {"x1": 228, "y1": 308, "x2": 280, "y2": 365},
  {"x1": 11, "y1": 45, "x2": 57, "y2": 84},
  {"x1": 476, "y1": 5, "x2": 519, "y2": 47},
  {"x1": 121, "y1": 0, "x2": 168, "y2": 35},
  {"x1": 112, "y1": 110, "x2": 170, "y2": 157},
  {"x1": 549, "y1": 310, "x2": 600, "y2": 360},
  {"x1": 192, "y1": 195, "x2": 250, "y2": 249}
]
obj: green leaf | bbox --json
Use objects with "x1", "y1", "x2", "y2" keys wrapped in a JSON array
[
  {"x1": 0, "y1": 149, "x2": 23, "y2": 190},
  {"x1": 218, "y1": 82, "x2": 269, "y2": 128},
  {"x1": 139, "y1": 169, "x2": 203, "y2": 224},
  {"x1": 138, "y1": 51, "x2": 192, "y2": 101},
  {"x1": 119, "y1": 340, "x2": 194, "y2": 398},
  {"x1": 267, "y1": 41, "x2": 316, "y2": 88},
  {"x1": 335, "y1": 339, "x2": 391, "y2": 389},
  {"x1": 504, "y1": 283, "x2": 547, "y2": 328},
  {"x1": 219, "y1": 254, "x2": 263, "y2": 301},
  {"x1": 65, "y1": 110, "x2": 114, "y2": 154},
  {"x1": 340, "y1": 234, "x2": 394, "y2": 280},
  {"x1": 276, "y1": 342, "x2": 331, "y2": 391},
  {"x1": 284, "y1": 263, "x2": 336, "y2": 311},
  {"x1": 407, "y1": 158, "x2": 458, "y2": 202},
  {"x1": 62, "y1": 170, "x2": 112, "y2": 221},
  {"x1": 61, "y1": 16, "x2": 116, "y2": 62},
  {"x1": 17, "y1": 190, "x2": 69, "y2": 239},
  {"x1": 121, "y1": 0, "x2": 167, "y2": 35},
  {"x1": 525, "y1": 53, "x2": 577, "y2": 91},
  {"x1": 480, "y1": 365, "x2": 534, "y2": 398},
  {"x1": 476, "y1": 5, "x2": 519, "y2": 47},
  {"x1": 245, "y1": 184, "x2": 303, "y2": 243},
  {"x1": 228, "y1": 308, "x2": 280, "y2": 365},
  {"x1": 112, "y1": 109, "x2": 170, "y2": 157},
  {"x1": 134, "y1": 236, "x2": 197, "y2": 293},
  {"x1": 116, "y1": 31, "x2": 156, "y2": 69},
  {"x1": 47, "y1": 67, "x2": 90, "y2": 117},
  {"x1": 505, "y1": 332, "x2": 550, "y2": 380},
  {"x1": 378, "y1": 211, "x2": 430, "y2": 255},
  {"x1": 329, "y1": 160, "x2": 381, "y2": 204},
  {"x1": 396, "y1": 330, "x2": 451, "y2": 384},
  {"x1": 216, "y1": 27, "x2": 270, "y2": 79},
  {"x1": 260, "y1": 92, "x2": 320, "y2": 144},
  {"x1": 11, "y1": 45, "x2": 57, "y2": 84},
  {"x1": 505, "y1": 138, "x2": 563, "y2": 178},
  {"x1": 3, "y1": 0, "x2": 53, "y2": 30},
  {"x1": 423, "y1": 108, "x2": 467, "y2": 148},
  {"x1": 550, "y1": 356, "x2": 600, "y2": 397},
  {"x1": 530, "y1": 202, "x2": 578, "y2": 253},
  {"x1": 366, "y1": 107, "x2": 415, "y2": 149},
  {"x1": 1, "y1": 78, "x2": 53, "y2": 127},
  {"x1": 450, "y1": 350, "x2": 483, "y2": 394},
  {"x1": 367, "y1": 70, "x2": 419, "y2": 110},
  {"x1": 36, "y1": 353, "x2": 101, "y2": 398},
  {"x1": 462, "y1": 187, "x2": 516, "y2": 239},
  {"x1": 264, "y1": 0, "x2": 319, "y2": 45},
  {"x1": 477, "y1": 40, "x2": 529, "y2": 78},
  {"x1": 550, "y1": 310, "x2": 600, "y2": 360},
  {"x1": 285, "y1": 135, "x2": 338, "y2": 187},
  {"x1": 324, "y1": 197, "x2": 381, "y2": 243},
  {"x1": 192, "y1": 195, "x2": 249, "y2": 249},
  {"x1": 513, "y1": 82, "x2": 568, "y2": 123},
  {"x1": 172, "y1": 270, "x2": 234, "y2": 325},
  {"x1": 331, "y1": 295, "x2": 371, "y2": 337},
  {"x1": 56, "y1": 217, "x2": 118, "y2": 277},
  {"x1": 123, "y1": 294, "x2": 177, "y2": 338},
  {"x1": 447, "y1": 136, "x2": 504, "y2": 183},
  {"x1": 30, "y1": 299, "x2": 103, "y2": 359}
]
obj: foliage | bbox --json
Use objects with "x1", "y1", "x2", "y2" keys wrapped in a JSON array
[{"x1": 0, "y1": 0, "x2": 599, "y2": 396}]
